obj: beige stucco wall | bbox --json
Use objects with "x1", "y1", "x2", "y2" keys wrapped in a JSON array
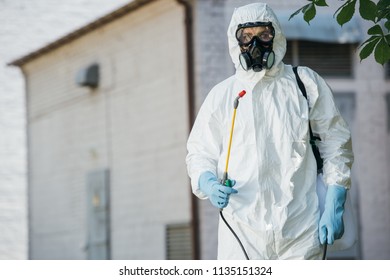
[{"x1": 23, "y1": 0, "x2": 190, "y2": 259}]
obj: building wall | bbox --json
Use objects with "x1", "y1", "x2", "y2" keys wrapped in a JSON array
[
  {"x1": 192, "y1": 0, "x2": 229, "y2": 260},
  {"x1": 353, "y1": 48, "x2": 390, "y2": 259},
  {"x1": 0, "y1": 0, "x2": 129, "y2": 260},
  {"x1": 23, "y1": 0, "x2": 190, "y2": 259}
]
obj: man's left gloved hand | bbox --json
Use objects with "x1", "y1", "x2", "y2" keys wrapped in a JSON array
[{"x1": 319, "y1": 185, "x2": 347, "y2": 245}]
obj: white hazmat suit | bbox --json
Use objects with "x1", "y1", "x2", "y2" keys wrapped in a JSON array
[{"x1": 186, "y1": 2, "x2": 354, "y2": 260}]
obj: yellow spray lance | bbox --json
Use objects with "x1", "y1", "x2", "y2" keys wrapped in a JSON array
[
  {"x1": 221, "y1": 89, "x2": 247, "y2": 187},
  {"x1": 219, "y1": 89, "x2": 250, "y2": 260}
]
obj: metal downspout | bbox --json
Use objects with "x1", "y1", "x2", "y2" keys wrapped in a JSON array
[
  {"x1": 176, "y1": 0, "x2": 199, "y2": 260},
  {"x1": 20, "y1": 67, "x2": 31, "y2": 260}
]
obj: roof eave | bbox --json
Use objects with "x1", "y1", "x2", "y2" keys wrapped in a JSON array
[{"x1": 8, "y1": 0, "x2": 155, "y2": 67}]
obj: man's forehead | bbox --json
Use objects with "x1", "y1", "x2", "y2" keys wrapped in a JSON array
[{"x1": 241, "y1": 26, "x2": 269, "y2": 34}]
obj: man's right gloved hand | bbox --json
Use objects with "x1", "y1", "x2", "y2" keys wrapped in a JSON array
[{"x1": 199, "y1": 171, "x2": 238, "y2": 208}]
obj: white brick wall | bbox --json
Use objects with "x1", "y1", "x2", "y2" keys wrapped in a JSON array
[{"x1": 0, "y1": 0, "x2": 130, "y2": 260}]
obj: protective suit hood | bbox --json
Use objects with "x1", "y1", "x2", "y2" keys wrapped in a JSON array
[{"x1": 227, "y1": 3, "x2": 286, "y2": 84}]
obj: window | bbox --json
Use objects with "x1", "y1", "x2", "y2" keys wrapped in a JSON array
[{"x1": 284, "y1": 40, "x2": 354, "y2": 78}]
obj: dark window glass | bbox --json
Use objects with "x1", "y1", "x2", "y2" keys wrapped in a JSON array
[
  {"x1": 298, "y1": 41, "x2": 353, "y2": 77},
  {"x1": 283, "y1": 40, "x2": 353, "y2": 78}
]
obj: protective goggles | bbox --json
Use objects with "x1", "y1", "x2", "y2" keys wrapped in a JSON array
[{"x1": 235, "y1": 22, "x2": 275, "y2": 45}]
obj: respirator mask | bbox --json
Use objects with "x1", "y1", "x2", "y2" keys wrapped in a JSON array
[{"x1": 236, "y1": 22, "x2": 275, "y2": 72}]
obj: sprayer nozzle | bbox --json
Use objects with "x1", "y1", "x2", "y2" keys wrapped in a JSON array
[
  {"x1": 234, "y1": 90, "x2": 247, "y2": 109},
  {"x1": 238, "y1": 90, "x2": 246, "y2": 98}
]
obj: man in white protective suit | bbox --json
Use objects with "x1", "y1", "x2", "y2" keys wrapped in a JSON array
[{"x1": 186, "y1": 2, "x2": 354, "y2": 259}]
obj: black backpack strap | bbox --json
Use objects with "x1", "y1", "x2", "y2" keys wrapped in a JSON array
[
  {"x1": 293, "y1": 66, "x2": 308, "y2": 99},
  {"x1": 293, "y1": 66, "x2": 324, "y2": 173}
]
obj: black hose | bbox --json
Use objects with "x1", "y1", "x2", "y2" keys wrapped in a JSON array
[
  {"x1": 322, "y1": 243, "x2": 327, "y2": 260},
  {"x1": 220, "y1": 210, "x2": 250, "y2": 260}
]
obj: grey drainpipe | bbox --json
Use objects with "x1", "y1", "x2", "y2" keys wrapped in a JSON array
[
  {"x1": 176, "y1": 0, "x2": 199, "y2": 260},
  {"x1": 21, "y1": 67, "x2": 32, "y2": 260}
]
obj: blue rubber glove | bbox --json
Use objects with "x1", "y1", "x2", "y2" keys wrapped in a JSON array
[
  {"x1": 199, "y1": 171, "x2": 238, "y2": 208},
  {"x1": 319, "y1": 185, "x2": 347, "y2": 245}
]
